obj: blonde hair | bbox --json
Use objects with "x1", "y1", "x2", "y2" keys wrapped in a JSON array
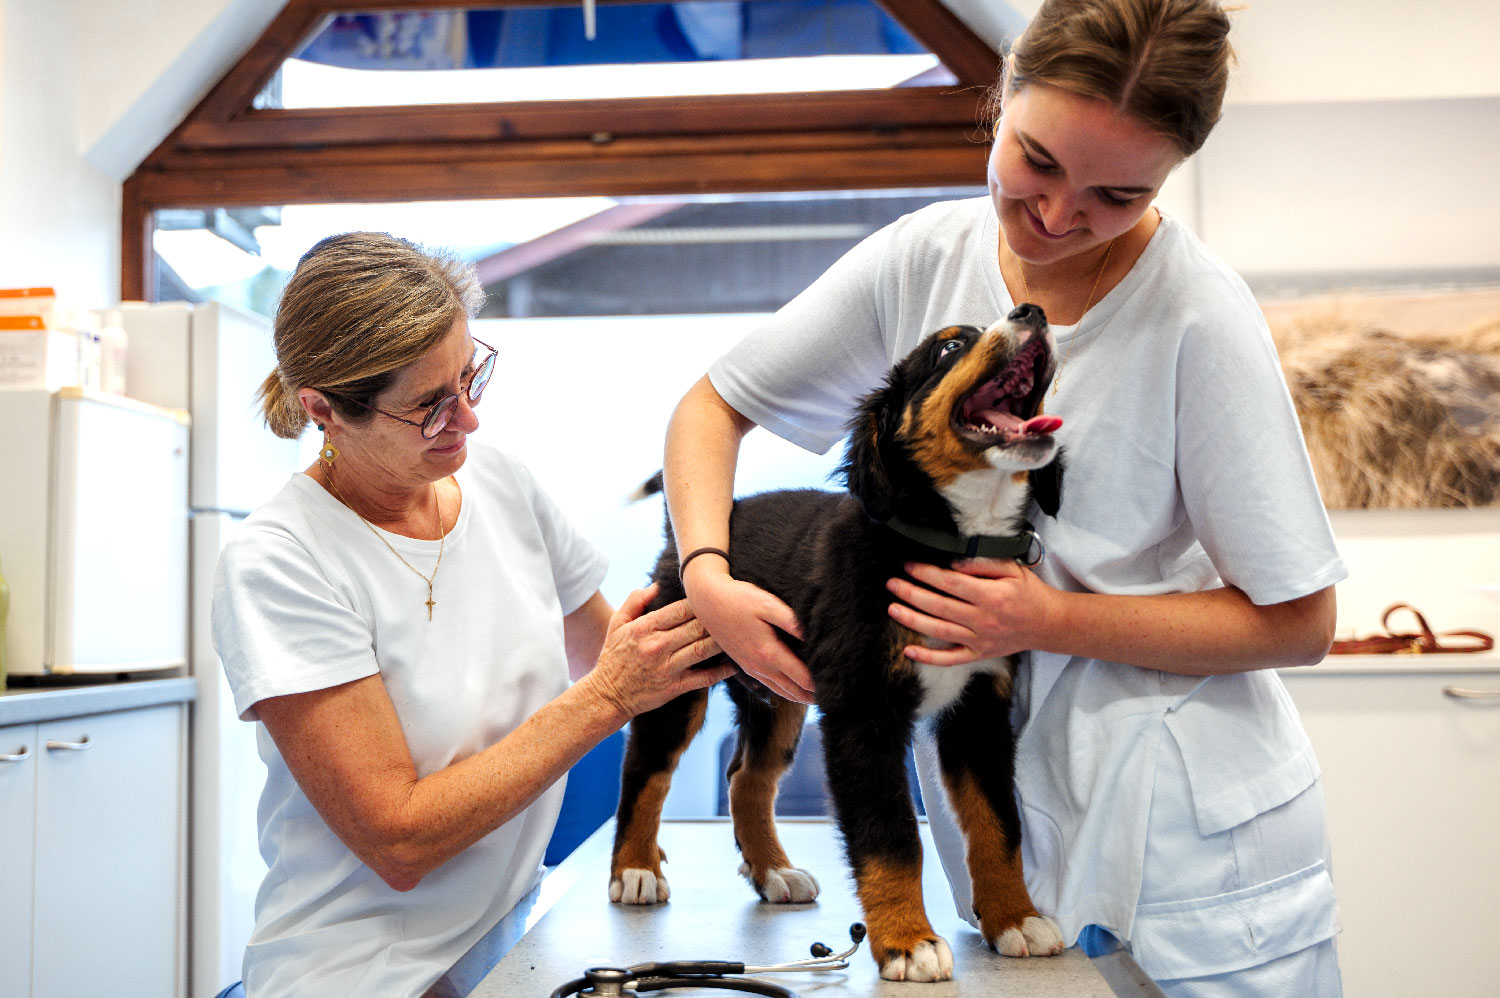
[
  {"x1": 258, "y1": 232, "x2": 485, "y2": 439},
  {"x1": 993, "y1": 0, "x2": 1236, "y2": 158}
]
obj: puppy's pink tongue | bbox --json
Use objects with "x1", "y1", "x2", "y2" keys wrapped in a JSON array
[{"x1": 1021, "y1": 415, "x2": 1063, "y2": 436}]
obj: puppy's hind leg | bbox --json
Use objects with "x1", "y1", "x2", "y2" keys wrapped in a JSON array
[
  {"x1": 726, "y1": 691, "x2": 819, "y2": 903},
  {"x1": 934, "y1": 673, "x2": 1063, "y2": 958},
  {"x1": 610, "y1": 688, "x2": 709, "y2": 904}
]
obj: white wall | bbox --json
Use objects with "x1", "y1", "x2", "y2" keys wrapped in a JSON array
[
  {"x1": 945, "y1": 0, "x2": 1500, "y2": 282},
  {"x1": 0, "y1": 0, "x2": 282, "y2": 306},
  {"x1": 948, "y1": 0, "x2": 1500, "y2": 105},
  {"x1": 1226, "y1": 0, "x2": 1500, "y2": 106},
  {"x1": 1208, "y1": 1, "x2": 1500, "y2": 278},
  {"x1": 0, "y1": 0, "x2": 118, "y2": 305},
  {"x1": 70, "y1": 0, "x2": 286, "y2": 181},
  {"x1": 1201, "y1": 96, "x2": 1500, "y2": 277}
]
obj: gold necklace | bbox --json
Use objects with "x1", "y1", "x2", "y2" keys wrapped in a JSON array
[
  {"x1": 327, "y1": 474, "x2": 446, "y2": 620},
  {"x1": 1016, "y1": 238, "x2": 1116, "y2": 396}
]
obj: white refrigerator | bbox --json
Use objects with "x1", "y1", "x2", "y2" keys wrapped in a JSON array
[
  {"x1": 0, "y1": 388, "x2": 190, "y2": 677},
  {"x1": 120, "y1": 301, "x2": 305, "y2": 998}
]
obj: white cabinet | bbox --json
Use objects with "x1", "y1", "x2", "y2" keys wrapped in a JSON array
[
  {"x1": 0, "y1": 726, "x2": 38, "y2": 994},
  {"x1": 1283, "y1": 663, "x2": 1500, "y2": 998},
  {"x1": 0, "y1": 702, "x2": 187, "y2": 998}
]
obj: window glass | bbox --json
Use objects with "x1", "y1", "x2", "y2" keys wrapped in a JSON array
[
  {"x1": 150, "y1": 187, "x2": 985, "y2": 591},
  {"x1": 258, "y1": 1, "x2": 956, "y2": 108}
]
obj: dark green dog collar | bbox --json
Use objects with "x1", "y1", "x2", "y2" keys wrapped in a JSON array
[{"x1": 884, "y1": 516, "x2": 1044, "y2": 565}]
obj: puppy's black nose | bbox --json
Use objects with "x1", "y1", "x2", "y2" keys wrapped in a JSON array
[{"x1": 1008, "y1": 303, "x2": 1046, "y2": 326}]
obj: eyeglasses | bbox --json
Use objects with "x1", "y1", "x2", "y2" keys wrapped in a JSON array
[{"x1": 326, "y1": 337, "x2": 497, "y2": 439}]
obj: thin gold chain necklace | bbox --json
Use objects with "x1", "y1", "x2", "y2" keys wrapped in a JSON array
[
  {"x1": 1017, "y1": 238, "x2": 1116, "y2": 396},
  {"x1": 327, "y1": 474, "x2": 446, "y2": 620}
]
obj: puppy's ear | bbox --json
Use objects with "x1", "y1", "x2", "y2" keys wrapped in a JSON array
[
  {"x1": 840, "y1": 401, "x2": 896, "y2": 522},
  {"x1": 1030, "y1": 448, "x2": 1065, "y2": 518},
  {"x1": 840, "y1": 327, "x2": 966, "y2": 522}
]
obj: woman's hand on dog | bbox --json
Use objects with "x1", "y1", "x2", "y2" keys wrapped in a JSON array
[
  {"x1": 682, "y1": 564, "x2": 817, "y2": 704},
  {"x1": 886, "y1": 558, "x2": 1058, "y2": 666},
  {"x1": 583, "y1": 585, "x2": 737, "y2": 722}
]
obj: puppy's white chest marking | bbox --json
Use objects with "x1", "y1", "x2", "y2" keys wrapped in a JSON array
[
  {"x1": 915, "y1": 657, "x2": 1009, "y2": 717},
  {"x1": 940, "y1": 469, "x2": 1032, "y2": 538},
  {"x1": 903, "y1": 468, "x2": 1027, "y2": 715}
]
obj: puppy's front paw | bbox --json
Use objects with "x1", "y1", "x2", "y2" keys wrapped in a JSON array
[
  {"x1": 879, "y1": 937, "x2": 954, "y2": 982},
  {"x1": 738, "y1": 862, "x2": 820, "y2": 903},
  {"x1": 993, "y1": 915, "x2": 1064, "y2": 958},
  {"x1": 610, "y1": 867, "x2": 670, "y2": 904}
]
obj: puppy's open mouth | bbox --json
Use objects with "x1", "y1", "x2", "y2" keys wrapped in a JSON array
[{"x1": 953, "y1": 337, "x2": 1059, "y2": 446}]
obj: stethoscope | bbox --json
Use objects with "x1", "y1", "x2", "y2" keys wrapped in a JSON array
[{"x1": 547, "y1": 922, "x2": 866, "y2": 997}]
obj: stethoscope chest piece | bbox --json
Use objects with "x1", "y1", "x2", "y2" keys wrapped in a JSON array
[{"x1": 580, "y1": 967, "x2": 633, "y2": 996}]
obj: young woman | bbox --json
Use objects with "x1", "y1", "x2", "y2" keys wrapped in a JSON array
[{"x1": 661, "y1": 1, "x2": 1345, "y2": 994}]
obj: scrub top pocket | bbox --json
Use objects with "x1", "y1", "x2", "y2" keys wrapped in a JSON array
[
  {"x1": 1163, "y1": 671, "x2": 1322, "y2": 836},
  {"x1": 1130, "y1": 859, "x2": 1340, "y2": 980},
  {"x1": 1131, "y1": 707, "x2": 1341, "y2": 981}
]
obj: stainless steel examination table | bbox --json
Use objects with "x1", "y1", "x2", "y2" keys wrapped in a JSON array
[{"x1": 469, "y1": 819, "x2": 1153, "y2": 997}]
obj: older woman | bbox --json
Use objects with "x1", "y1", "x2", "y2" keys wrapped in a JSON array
[{"x1": 212, "y1": 231, "x2": 733, "y2": 998}]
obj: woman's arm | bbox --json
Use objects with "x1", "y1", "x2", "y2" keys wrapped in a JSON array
[
  {"x1": 886, "y1": 557, "x2": 1337, "y2": 675},
  {"x1": 564, "y1": 590, "x2": 613, "y2": 681},
  {"x1": 664, "y1": 375, "x2": 816, "y2": 703},
  {"x1": 254, "y1": 588, "x2": 731, "y2": 892}
]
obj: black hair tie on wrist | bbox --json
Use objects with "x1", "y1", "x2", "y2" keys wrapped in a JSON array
[{"x1": 678, "y1": 546, "x2": 731, "y2": 582}]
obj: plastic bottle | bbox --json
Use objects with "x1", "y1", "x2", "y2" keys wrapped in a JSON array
[
  {"x1": 87, "y1": 332, "x2": 103, "y2": 390},
  {"x1": 98, "y1": 308, "x2": 128, "y2": 395},
  {"x1": 0, "y1": 553, "x2": 10, "y2": 691},
  {"x1": 69, "y1": 308, "x2": 101, "y2": 390}
]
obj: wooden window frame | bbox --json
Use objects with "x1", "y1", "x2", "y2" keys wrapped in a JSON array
[{"x1": 122, "y1": 0, "x2": 1002, "y2": 299}]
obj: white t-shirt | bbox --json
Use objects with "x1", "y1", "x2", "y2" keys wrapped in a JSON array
[
  {"x1": 710, "y1": 197, "x2": 1347, "y2": 965},
  {"x1": 213, "y1": 444, "x2": 607, "y2": 998}
]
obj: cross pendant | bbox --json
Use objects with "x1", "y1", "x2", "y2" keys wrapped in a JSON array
[{"x1": 426, "y1": 594, "x2": 436, "y2": 620}]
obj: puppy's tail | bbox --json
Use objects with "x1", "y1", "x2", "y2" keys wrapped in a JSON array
[{"x1": 623, "y1": 470, "x2": 665, "y2": 505}]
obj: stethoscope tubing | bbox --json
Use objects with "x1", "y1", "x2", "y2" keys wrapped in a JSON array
[
  {"x1": 546, "y1": 923, "x2": 865, "y2": 997},
  {"x1": 548, "y1": 975, "x2": 798, "y2": 997}
]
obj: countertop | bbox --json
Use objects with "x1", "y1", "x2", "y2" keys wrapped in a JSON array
[
  {"x1": 472, "y1": 819, "x2": 1132, "y2": 998},
  {"x1": 1280, "y1": 652, "x2": 1500, "y2": 677},
  {"x1": 0, "y1": 675, "x2": 197, "y2": 726}
]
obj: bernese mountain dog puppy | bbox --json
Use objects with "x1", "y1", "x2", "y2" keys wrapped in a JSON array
[{"x1": 610, "y1": 304, "x2": 1067, "y2": 982}]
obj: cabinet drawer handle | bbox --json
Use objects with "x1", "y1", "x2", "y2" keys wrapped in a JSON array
[
  {"x1": 1442, "y1": 686, "x2": 1500, "y2": 700},
  {"x1": 1, "y1": 746, "x2": 31, "y2": 762},
  {"x1": 45, "y1": 735, "x2": 94, "y2": 751}
]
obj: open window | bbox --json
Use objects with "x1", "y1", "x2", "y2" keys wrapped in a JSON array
[
  {"x1": 123, "y1": 0, "x2": 1009, "y2": 298},
  {"x1": 266, "y1": 2, "x2": 960, "y2": 108}
]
